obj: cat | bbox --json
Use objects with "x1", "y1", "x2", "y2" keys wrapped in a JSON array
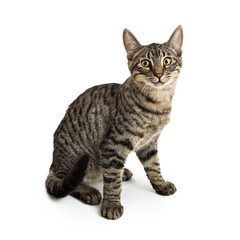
[{"x1": 45, "y1": 26, "x2": 183, "y2": 220}]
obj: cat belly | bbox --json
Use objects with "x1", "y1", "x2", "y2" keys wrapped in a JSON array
[{"x1": 83, "y1": 168, "x2": 103, "y2": 184}]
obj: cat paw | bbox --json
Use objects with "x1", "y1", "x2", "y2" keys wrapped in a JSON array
[
  {"x1": 71, "y1": 188, "x2": 102, "y2": 205},
  {"x1": 154, "y1": 181, "x2": 177, "y2": 196},
  {"x1": 101, "y1": 202, "x2": 124, "y2": 220},
  {"x1": 122, "y1": 168, "x2": 133, "y2": 181}
]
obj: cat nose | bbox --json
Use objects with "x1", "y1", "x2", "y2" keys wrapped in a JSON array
[{"x1": 155, "y1": 73, "x2": 163, "y2": 79}]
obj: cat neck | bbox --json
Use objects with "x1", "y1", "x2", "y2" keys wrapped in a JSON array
[{"x1": 123, "y1": 77, "x2": 176, "y2": 104}]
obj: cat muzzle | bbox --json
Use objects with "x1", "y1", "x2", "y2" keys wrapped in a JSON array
[{"x1": 154, "y1": 73, "x2": 164, "y2": 83}]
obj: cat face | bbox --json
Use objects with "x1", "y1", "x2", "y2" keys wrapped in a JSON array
[{"x1": 123, "y1": 26, "x2": 183, "y2": 90}]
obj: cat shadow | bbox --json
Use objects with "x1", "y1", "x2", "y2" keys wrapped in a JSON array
[
  {"x1": 45, "y1": 176, "x2": 155, "y2": 218},
  {"x1": 45, "y1": 191, "x2": 62, "y2": 202}
]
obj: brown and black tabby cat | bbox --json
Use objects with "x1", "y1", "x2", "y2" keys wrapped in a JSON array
[{"x1": 46, "y1": 26, "x2": 183, "y2": 220}]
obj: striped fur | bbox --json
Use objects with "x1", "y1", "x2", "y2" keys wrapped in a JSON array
[{"x1": 45, "y1": 26, "x2": 183, "y2": 219}]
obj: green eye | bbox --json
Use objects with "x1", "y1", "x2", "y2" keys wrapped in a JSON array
[
  {"x1": 141, "y1": 60, "x2": 151, "y2": 68},
  {"x1": 163, "y1": 57, "x2": 172, "y2": 66}
]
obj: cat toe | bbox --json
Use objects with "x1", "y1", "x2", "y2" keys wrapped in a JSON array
[
  {"x1": 154, "y1": 181, "x2": 177, "y2": 196},
  {"x1": 101, "y1": 202, "x2": 124, "y2": 220},
  {"x1": 122, "y1": 168, "x2": 133, "y2": 181},
  {"x1": 71, "y1": 188, "x2": 102, "y2": 205}
]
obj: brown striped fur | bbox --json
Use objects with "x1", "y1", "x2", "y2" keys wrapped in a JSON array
[{"x1": 45, "y1": 26, "x2": 183, "y2": 219}]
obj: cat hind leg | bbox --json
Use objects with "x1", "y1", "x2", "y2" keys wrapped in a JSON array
[
  {"x1": 70, "y1": 184, "x2": 102, "y2": 205},
  {"x1": 122, "y1": 168, "x2": 133, "y2": 181},
  {"x1": 45, "y1": 154, "x2": 89, "y2": 198}
]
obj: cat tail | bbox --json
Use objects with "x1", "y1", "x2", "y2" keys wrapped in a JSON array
[{"x1": 45, "y1": 154, "x2": 89, "y2": 198}]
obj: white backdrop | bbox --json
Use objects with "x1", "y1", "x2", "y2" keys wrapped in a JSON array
[{"x1": 1, "y1": 0, "x2": 240, "y2": 239}]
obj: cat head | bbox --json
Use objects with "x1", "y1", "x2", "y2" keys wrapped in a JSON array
[{"x1": 123, "y1": 26, "x2": 183, "y2": 90}]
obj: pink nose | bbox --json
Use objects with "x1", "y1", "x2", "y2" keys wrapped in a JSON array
[{"x1": 155, "y1": 73, "x2": 163, "y2": 78}]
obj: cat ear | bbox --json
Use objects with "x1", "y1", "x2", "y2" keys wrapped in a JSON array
[
  {"x1": 167, "y1": 26, "x2": 183, "y2": 56},
  {"x1": 123, "y1": 29, "x2": 142, "y2": 60}
]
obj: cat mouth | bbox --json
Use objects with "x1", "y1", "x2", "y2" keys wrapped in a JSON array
[
  {"x1": 153, "y1": 77, "x2": 165, "y2": 85},
  {"x1": 156, "y1": 79, "x2": 164, "y2": 84}
]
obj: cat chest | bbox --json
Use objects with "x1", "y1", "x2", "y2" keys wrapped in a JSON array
[
  {"x1": 134, "y1": 129, "x2": 161, "y2": 151},
  {"x1": 134, "y1": 113, "x2": 170, "y2": 151}
]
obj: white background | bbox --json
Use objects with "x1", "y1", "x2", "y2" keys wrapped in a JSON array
[{"x1": 1, "y1": 0, "x2": 240, "y2": 239}]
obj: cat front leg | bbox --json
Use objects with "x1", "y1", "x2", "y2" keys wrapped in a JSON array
[
  {"x1": 136, "y1": 139, "x2": 176, "y2": 196},
  {"x1": 101, "y1": 167, "x2": 124, "y2": 220},
  {"x1": 100, "y1": 138, "x2": 133, "y2": 220}
]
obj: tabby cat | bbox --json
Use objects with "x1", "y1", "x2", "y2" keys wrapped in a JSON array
[{"x1": 46, "y1": 26, "x2": 183, "y2": 220}]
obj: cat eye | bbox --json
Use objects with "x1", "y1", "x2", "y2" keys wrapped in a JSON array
[
  {"x1": 163, "y1": 57, "x2": 172, "y2": 66},
  {"x1": 141, "y1": 60, "x2": 151, "y2": 68}
]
